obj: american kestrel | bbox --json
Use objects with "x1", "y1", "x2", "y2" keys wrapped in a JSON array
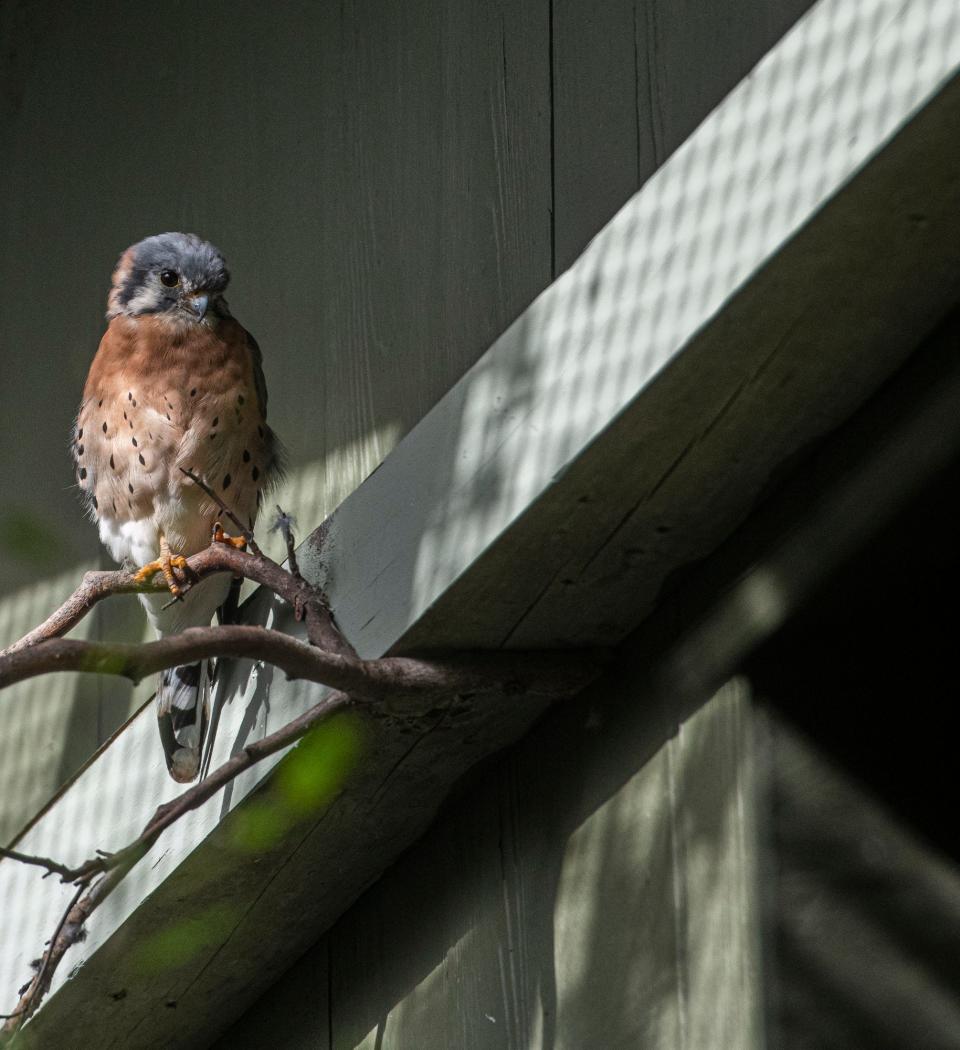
[{"x1": 73, "y1": 233, "x2": 283, "y2": 782}]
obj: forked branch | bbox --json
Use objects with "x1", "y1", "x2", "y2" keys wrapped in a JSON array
[{"x1": 0, "y1": 518, "x2": 605, "y2": 1038}]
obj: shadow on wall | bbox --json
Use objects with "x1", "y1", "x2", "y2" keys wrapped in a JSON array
[{"x1": 224, "y1": 669, "x2": 758, "y2": 1050}]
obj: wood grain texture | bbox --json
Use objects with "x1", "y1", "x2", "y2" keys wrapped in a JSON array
[
  {"x1": 552, "y1": 0, "x2": 813, "y2": 272},
  {"x1": 217, "y1": 680, "x2": 761, "y2": 1050}
]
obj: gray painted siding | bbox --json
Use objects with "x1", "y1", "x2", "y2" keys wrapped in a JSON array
[{"x1": 216, "y1": 679, "x2": 761, "y2": 1050}]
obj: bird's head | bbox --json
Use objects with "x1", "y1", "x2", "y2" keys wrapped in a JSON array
[{"x1": 106, "y1": 232, "x2": 231, "y2": 325}]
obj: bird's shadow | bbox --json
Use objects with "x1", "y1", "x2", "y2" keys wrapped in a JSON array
[{"x1": 200, "y1": 587, "x2": 286, "y2": 817}]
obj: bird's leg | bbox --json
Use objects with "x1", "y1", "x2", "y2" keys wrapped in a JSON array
[
  {"x1": 211, "y1": 521, "x2": 247, "y2": 551},
  {"x1": 133, "y1": 535, "x2": 190, "y2": 597}
]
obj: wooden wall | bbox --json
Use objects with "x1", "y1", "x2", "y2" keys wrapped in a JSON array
[
  {"x1": 0, "y1": 0, "x2": 811, "y2": 895},
  {"x1": 216, "y1": 677, "x2": 763, "y2": 1050}
]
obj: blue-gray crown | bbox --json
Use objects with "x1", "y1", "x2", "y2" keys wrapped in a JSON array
[{"x1": 107, "y1": 232, "x2": 231, "y2": 320}]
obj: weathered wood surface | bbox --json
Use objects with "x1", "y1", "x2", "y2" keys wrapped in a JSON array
[
  {"x1": 218, "y1": 679, "x2": 762, "y2": 1050},
  {"x1": 3, "y1": 0, "x2": 960, "y2": 1046},
  {"x1": 217, "y1": 307, "x2": 960, "y2": 1050}
]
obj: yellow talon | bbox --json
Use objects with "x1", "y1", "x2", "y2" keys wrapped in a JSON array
[
  {"x1": 212, "y1": 521, "x2": 247, "y2": 550},
  {"x1": 133, "y1": 541, "x2": 190, "y2": 597}
]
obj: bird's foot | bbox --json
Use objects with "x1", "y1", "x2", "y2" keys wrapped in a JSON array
[
  {"x1": 133, "y1": 554, "x2": 190, "y2": 597},
  {"x1": 212, "y1": 521, "x2": 247, "y2": 550}
]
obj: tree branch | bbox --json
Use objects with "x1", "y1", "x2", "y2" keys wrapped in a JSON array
[
  {"x1": 0, "y1": 625, "x2": 603, "y2": 706},
  {"x1": 0, "y1": 687, "x2": 353, "y2": 1037},
  {"x1": 0, "y1": 523, "x2": 607, "y2": 1036},
  {"x1": 0, "y1": 541, "x2": 348, "y2": 659},
  {"x1": 0, "y1": 849, "x2": 76, "y2": 882}
]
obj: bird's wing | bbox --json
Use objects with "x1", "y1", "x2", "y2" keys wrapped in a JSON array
[{"x1": 245, "y1": 328, "x2": 270, "y2": 419}]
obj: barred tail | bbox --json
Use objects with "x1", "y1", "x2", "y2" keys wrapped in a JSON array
[{"x1": 156, "y1": 662, "x2": 209, "y2": 783}]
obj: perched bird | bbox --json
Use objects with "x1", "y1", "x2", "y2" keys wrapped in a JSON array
[{"x1": 73, "y1": 233, "x2": 283, "y2": 781}]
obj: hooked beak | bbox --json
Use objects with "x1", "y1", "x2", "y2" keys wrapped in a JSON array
[{"x1": 187, "y1": 293, "x2": 209, "y2": 320}]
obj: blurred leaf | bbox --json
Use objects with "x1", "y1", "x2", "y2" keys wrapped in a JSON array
[
  {"x1": 77, "y1": 649, "x2": 128, "y2": 676},
  {"x1": 0, "y1": 508, "x2": 66, "y2": 569},
  {"x1": 132, "y1": 901, "x2": 239, "y2": 976},
  {"x1": 229, "y1": 714, "x2": 362, "y2": 853},
  {"x1": 276, "y1": 714, "x2": 362, "y2": 815},
  {"x1": 229, "y1": 799, "x2": 293, "y2": 853}
]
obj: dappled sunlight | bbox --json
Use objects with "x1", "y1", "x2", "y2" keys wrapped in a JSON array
[
  {"x1": 551, "y1": 680, "x2": 761, "y2": 1049},
  {"x1": 269, "y1": 423, "x2": 401, "y2": 553},
  {"x1": 403, "y1": 0, "x2": 960, "y2": 637}
]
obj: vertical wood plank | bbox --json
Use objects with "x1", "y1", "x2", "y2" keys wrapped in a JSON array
[
  {"x1": 552, "y1": 0, "x2": 641, "y2": 273},
  {"x1": 552, "y1": 0, "x2": 815, "y2": 272},
  {"x1": 328, "y1": 777, "x2": 510, "y2": 1050},
  {"x1": 671, "y1": 679, "x2": 763, "y2": 1049},
  {"x1": 252, "y1": 674, "x2": 763, "y2": 1049}
]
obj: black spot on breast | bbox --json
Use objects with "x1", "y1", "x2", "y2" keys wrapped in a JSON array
[
  {"x1": 92, "y1": 496, "x2": 98, "y2": 510},
  {"x1": 148, "y1": 432, "x2": 153, "y2": 440},
  {"x1": 211, "y1": 417, "x2": 219, "y2": 428},
  {"x1": 112, "y1": 499, "x2": 117, "y2": 513},
  {"x1": 128, "y1": 482, "x2": 134, "y2": 493},
  {"x1": 129, "y1": 420, "x2": 134, "y2": 428},
  {"x1": 131, "y1": 437, "x2": 138, "y2": 447},
  {"x1": 98, "y1": 398, "x2": 103, "y2": 408},
  {"x1": 110, "y1": 454, "x2": 115, "y2": 470},
  {"x1": 190, "y1": 388, "x2": 197, "y2": 397},
  {"x1": 138, "y1": 453, "x2": 145, "y2": 465},
  {"x1": 222, "y1": 474, "x2": 231, "y2": 490},
  {"x1": 166, "y1": 413, "x2": 171, "y2": 420},
  {"x1": 102, "y1": 421, "x2": 108, "y2": 433},
  {"x1": 128, "y1": 392, "x2": 132, "y2": 401},
  {"x1": 78, "y1": 428, "x2": 83, "y2": 439},
  {"x1": 77, "y1": 445, "x2": 84, "y2": 456},
  {"x1": 123, "y1": 411, "x2": 127, "y2": 421},
  {"x1": 242, "y1": 449, "x2": 250, "y2": 463},
  {"x1": 238, "y1": 395, "x2": 245, "y2": 405},
  {"x1": 132, "y1": 399, "x2": 137, "y2": 407},
  {"x1": 78, "y1": 467, "x2": 87, "y2": 480},
  {"x1": 252, "y1": 466, "x2": 260, "y2": 482}
]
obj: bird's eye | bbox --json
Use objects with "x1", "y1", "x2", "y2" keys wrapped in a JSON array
[{"x1": 159, "y1": 270, "x2": 180, "y2": 288}]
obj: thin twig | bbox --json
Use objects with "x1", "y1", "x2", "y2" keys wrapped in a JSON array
[
  {"x1": 179, "y1": 467, "x2": 262, "y2": 555},
  {"x1": 0, "y1": 849, "x2": 76, "y2": 883},
  {"x1": 0, "y1": 689, "x2": 353, "y2": 1036},
  {"x1": 31, "y1": 882, "x2": 87, "y2": 1006}
]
